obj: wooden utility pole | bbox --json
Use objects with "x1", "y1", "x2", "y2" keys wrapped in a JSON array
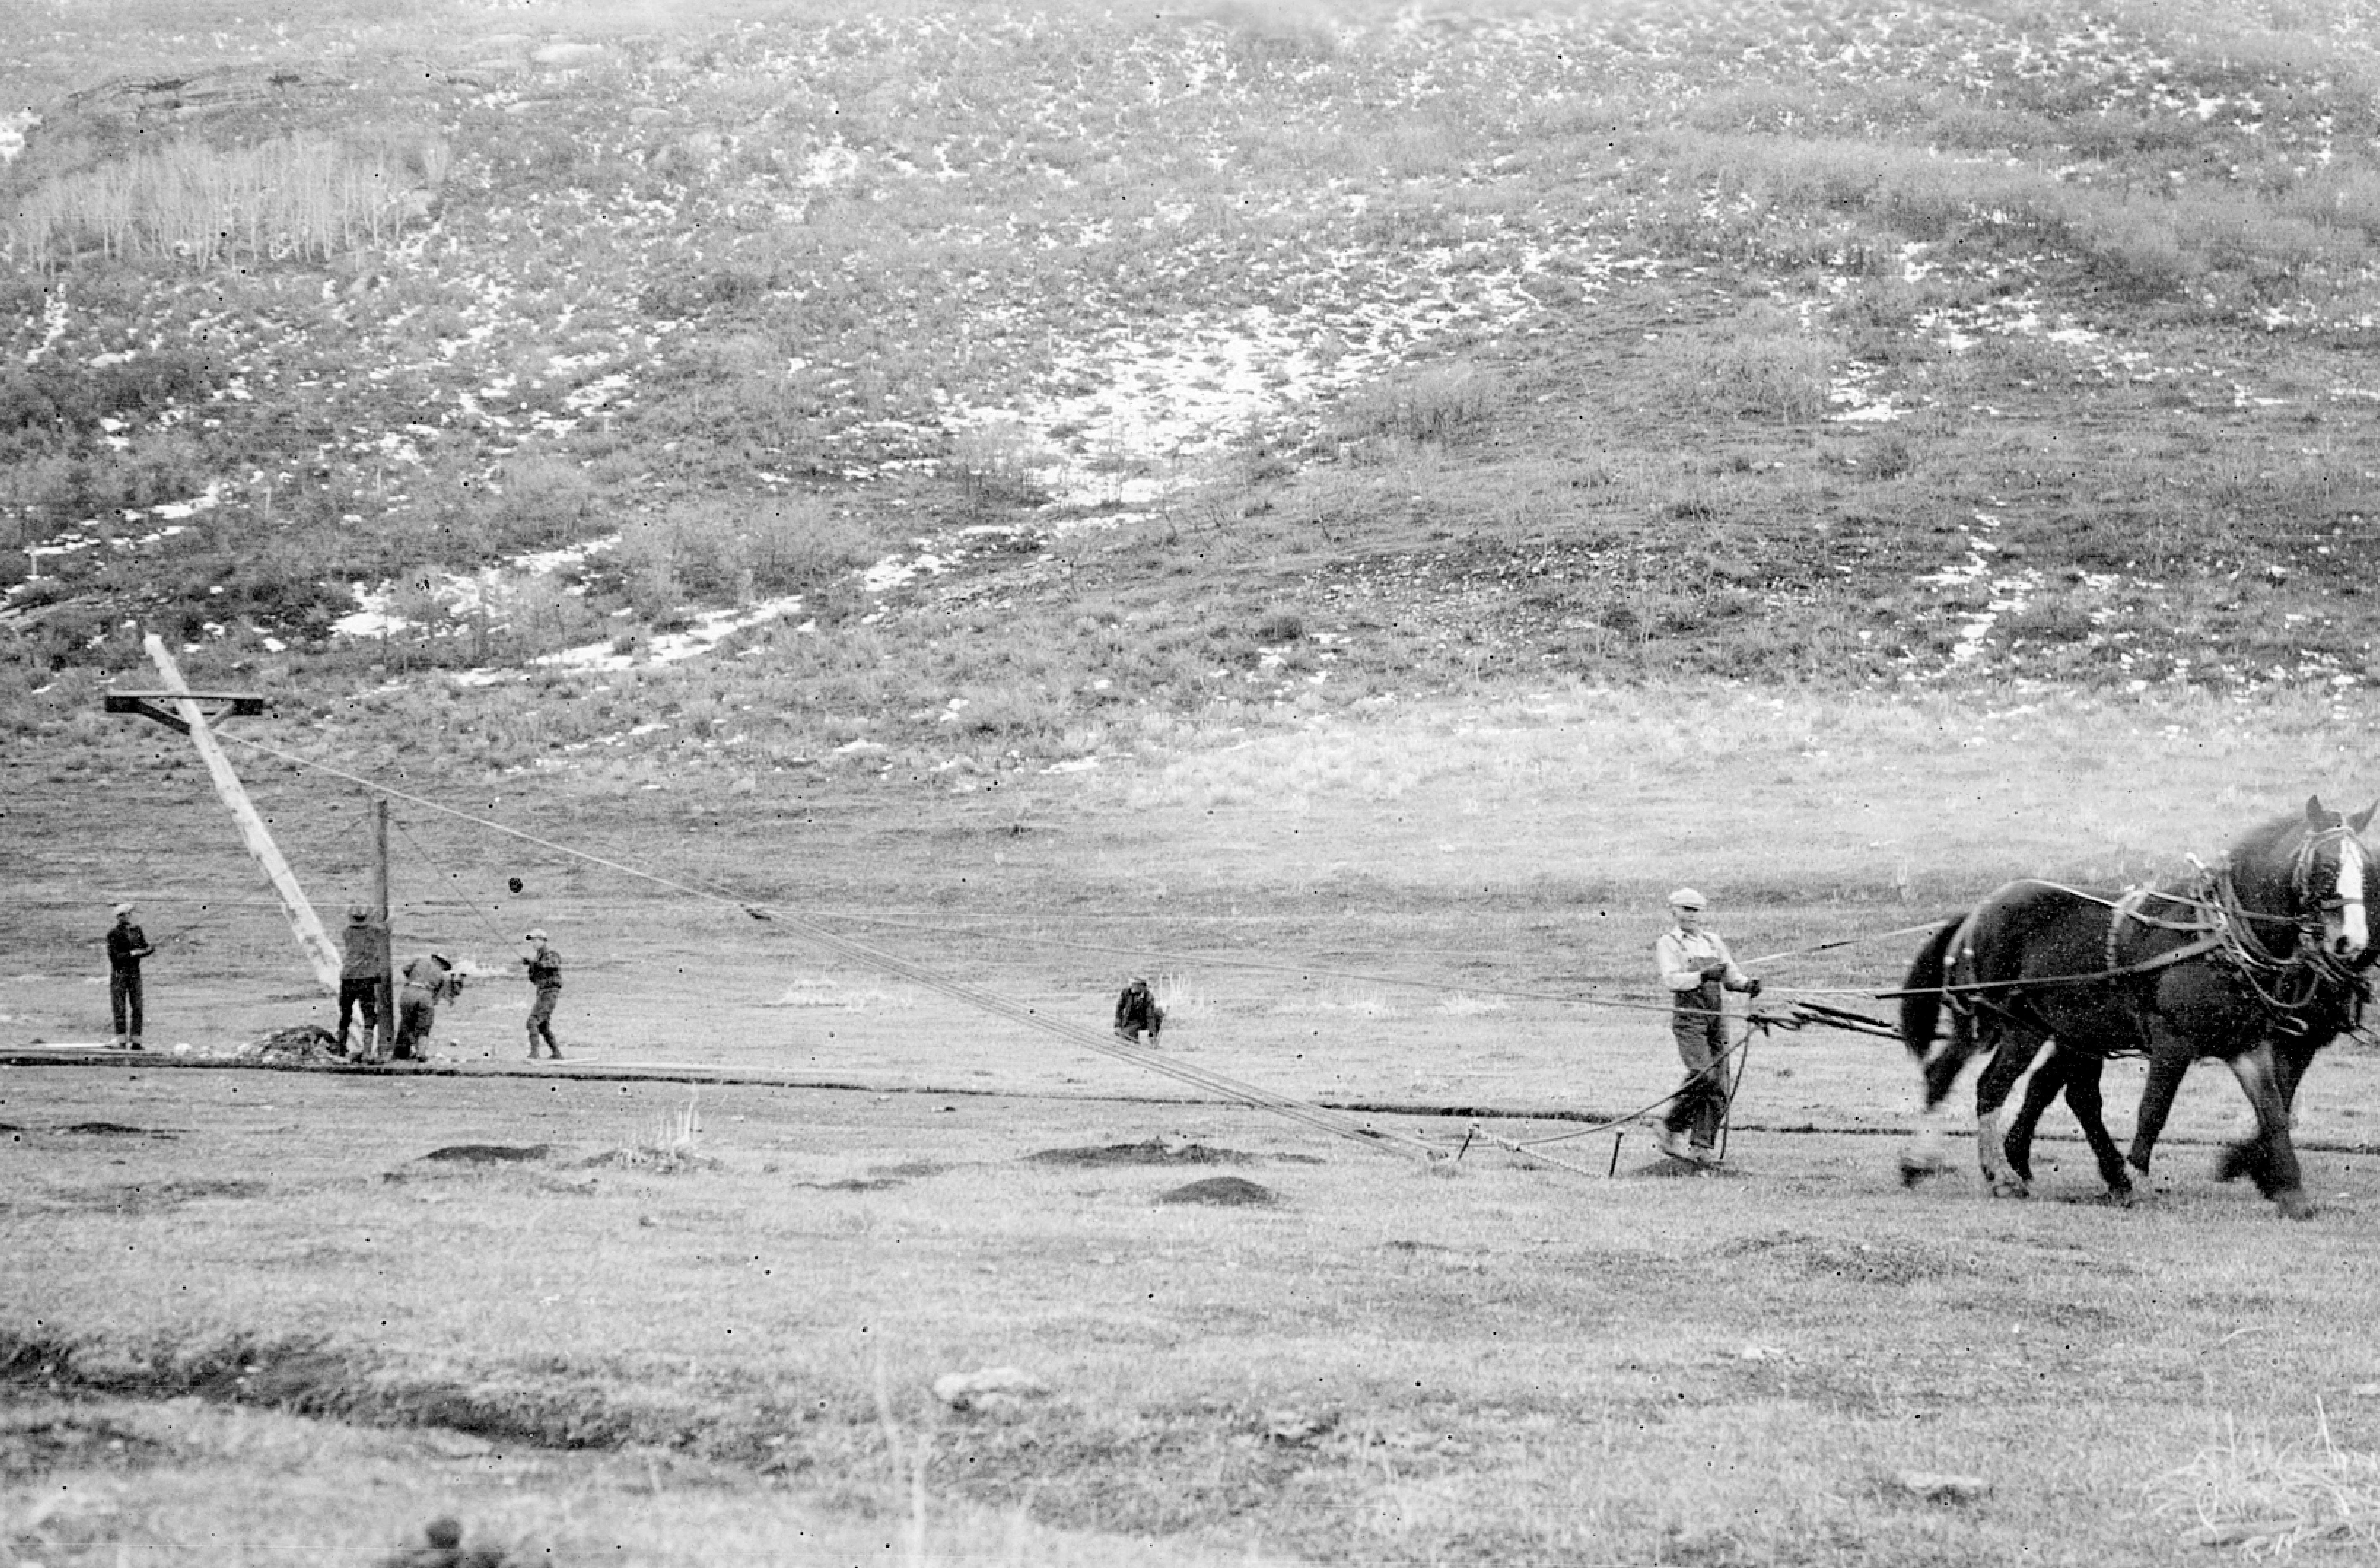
[
  {"x1": 106, "y1": 635, "x2": 341, "y2": 992},
  {"x1": 370, "y1": 795, "x2": 395, "y2": 1060}
]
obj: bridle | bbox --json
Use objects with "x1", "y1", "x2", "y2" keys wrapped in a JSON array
[{"x1": 2202, "y1": 821, "x2": 2374, "y2": 1024}]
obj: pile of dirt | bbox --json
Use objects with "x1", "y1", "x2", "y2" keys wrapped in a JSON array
[
  {"x1": 1157, "y1": 1176, "x2": 1279, "y2": 1207},
  {"x1": 244, "y1": 1026, "x2": 347, "y2": 1066}
]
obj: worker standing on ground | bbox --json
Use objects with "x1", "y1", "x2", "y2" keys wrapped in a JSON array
[
  {"x1": 1653, "y1": 887, "x2": 1761, "y2": 1166},
  {"x1": 522, "y1": 929, "x2": 564, "y2": 1061},
  {"x1": 393, "y1": 952, "x2": 460, "y2": 1062},
  {"x1": 1114, "y1": 975, "x2": 1164, "y2": 1046},
  {"x1": 105, "y1": 902, "x2": 153, "y2": 1050},
  {"x1": 336, "y1": 905, "x2": 389, "y2": 1060}
]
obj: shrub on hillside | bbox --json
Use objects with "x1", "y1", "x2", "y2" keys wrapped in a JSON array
[
  {"x1": 490, "y1": 455, "x2": 602, "y2": 550},
  {"x1": 1254, "y1": 607, "x2": 1305, "y2": 644},
  {"x1": 0, "y1": 350, "x2": 227, "y2": 442},
  {"x1": 1333, "y1": 363, "x2": 1500, "y2": 449},
  {"x1": 1662, "y1": 310, "x2": 1830, "y2": 425},
  {"x1": 613, "y1": 494, "x2": 871, "y2": 611},
  {"x1": 1216, "y1": 9, "x2": 1341, "y2": 77},
  {"x1": 2281, "y1": 167, "x2": 2380, "y2": 243},
  {"x1": 2070, "y1": 203, "x2": 2198, "y2": 297},
  {"x1": 945, "y1": 422, "x2": 1055, "y2": 515}
]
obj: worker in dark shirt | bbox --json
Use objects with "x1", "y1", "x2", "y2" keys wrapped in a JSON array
[
  {"x1": 521, "y1": 929, "x2": 563, "y2": 1061},
  {"x1": 1114, "y1": 975, "x2": 1164, "y2": 1046},
  {"x1": 337, "y1": 905, "x2": 390, "y2": 1060},
  {"x1": 106, "y1": 902, "x2": 154, "y2": 1050}
]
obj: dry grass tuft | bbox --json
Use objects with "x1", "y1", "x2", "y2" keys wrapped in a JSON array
[{"x1": 2149, "y1": 1406, "x2": 2380, "y2": 1555}]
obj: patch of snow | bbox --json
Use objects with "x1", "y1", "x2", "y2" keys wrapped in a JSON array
[
  {"x1": 531, "y1": 595, "x2": 804, "y2": 674},
  {"x1": 0, "y1": 111, "x2": 33, "y2": 167}
]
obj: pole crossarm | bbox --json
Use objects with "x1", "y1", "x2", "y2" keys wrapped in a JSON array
[{"x1": 103, "y1": 690, "x2": 266, "y2": 735}]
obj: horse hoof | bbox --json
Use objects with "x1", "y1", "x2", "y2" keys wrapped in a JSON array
[
  {"x1": 2104, "y1": 1183, "x2": 2135, "y2": 1208},
  {"x1": 1898, "y1": 1154, "x2": 1943, "y2": 1187},
  {"x1": 2276, "y1": 1191, "x2": 2317, "y2": 1221},
  {"x1": 1990, "y1": 1175, "x2": 2031, "y2": 1200}
]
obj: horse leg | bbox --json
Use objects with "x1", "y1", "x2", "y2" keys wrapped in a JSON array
[
  {"x1": 2124, "y1": 1038, "x2": 2191, "y2": 1182},
  {"x1": 2273, "y1": 1032, "x2": 2319, "y2": 1119},
  {"x1": 2216, "y1": 1040, "x2": 2314, "y2": 1220},
  {"x1": 2057, "y1": 1053, "x2": 2133, "y2": 1203},
  {"x1": 2220, "y1": 1033, "x2": 2324, "y2": 1180},
  {"x1": 1897, "y1": 919, "x2": 1971, "y2": 1186},
  {"x1": 1900, "y1": 1009, "x2": 1979, "y2": 1187},
  {"x1": 2001, "y1": 1044, "x2": 2068, "y2": 1189},
  {"x1": 1972, "y1": 1031, "x2": 2046, "y2": 1198}
]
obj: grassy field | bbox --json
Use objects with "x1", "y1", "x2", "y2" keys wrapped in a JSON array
[
  {"x1": 10, "y1": 681, "x2": 2380, "y2": 1563},
  {"x1": 10, "y1": 0, "x2": 2380, "y2": 1562},
  {"x1": 9, "y1": 1056, "x2": 2380, "y2": 1567}
]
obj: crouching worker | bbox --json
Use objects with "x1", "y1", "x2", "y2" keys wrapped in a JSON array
[
  {"x1": 393, "y1": 952, "x2": 462, "y2": 1062},
  {"x1": 1653, "y1": 887, "x2": 1762, "y2": 1167},
  {"x1": 1114, "y1": 975, "x2": 1165, "y2": 1046}
]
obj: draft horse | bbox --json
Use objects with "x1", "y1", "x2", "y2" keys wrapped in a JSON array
[{"x1": 1896, "y1": 797, "x2": 2376, "y2": 1219}]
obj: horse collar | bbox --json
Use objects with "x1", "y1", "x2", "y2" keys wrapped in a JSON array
[{"x1": 2105, "y1": 886, "x2": 2152, "y2": 977}]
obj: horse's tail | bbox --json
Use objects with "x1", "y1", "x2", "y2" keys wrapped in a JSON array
[{"x1": 1898, "y1": 917, "x2": 1965, "y2": 1062}]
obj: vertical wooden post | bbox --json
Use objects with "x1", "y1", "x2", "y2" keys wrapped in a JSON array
[
  {"x1": 143, "y1": 635, "x2": 341, "y2": 991},
  {"x1": 371, "y1": 795, "x2": 395, "y2": 1060}
]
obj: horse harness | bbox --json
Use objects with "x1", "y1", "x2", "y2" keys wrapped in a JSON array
[
  {"x1": 2099, "y1": 830, "x2": 2371, "y2": 1038},
  {"x1": 1941, "y1": 825, "x2": 2369, "y2": 1042}
]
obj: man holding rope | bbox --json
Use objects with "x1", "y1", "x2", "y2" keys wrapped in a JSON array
[
  {"x1": 105, "y1": 903, "x2": 154, "y2": 1051},
  {"x1": 1654, "y1": 887, "x2": 1761, "y2": 1166}
]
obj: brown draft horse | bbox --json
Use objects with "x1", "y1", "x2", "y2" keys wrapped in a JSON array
[{"x1": 1896, "y1": 797, "x2": 2376, "y2": 1219}]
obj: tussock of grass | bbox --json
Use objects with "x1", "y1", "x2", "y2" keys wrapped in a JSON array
[{"x1": 2149, "y1": 1408, "x2": 2380, "y2": 1554}]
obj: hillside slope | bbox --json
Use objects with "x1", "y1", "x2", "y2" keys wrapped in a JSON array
[{"x1": 4, "y1": 0, "x2": 2380, "y2": 783}]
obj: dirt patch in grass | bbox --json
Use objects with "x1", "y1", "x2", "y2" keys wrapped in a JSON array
[
  {"x1": 420, "y1": 1144, "x2": 552, "y2": 1165},
  {"x1": 1724, "y1": 1231, "x2": 1986, "y2": 1286},
  {"x1": 0, "y1": 1407, "x2": 173, "y2": 1477},
  {"x1": 1028, "y1": 1139, "x2": 1254, "y2": 1167},
  {"x1": 48, "y1": 1178, "x2": 271, "y2": 1213},
  {"x1": 0, "y1": 1331, "x2": 649, "y2": 1450}
]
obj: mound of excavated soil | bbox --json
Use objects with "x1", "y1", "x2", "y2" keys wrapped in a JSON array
[{"x1": 1157, "y1": 1175, "x2": 1278, "y2": 1206}]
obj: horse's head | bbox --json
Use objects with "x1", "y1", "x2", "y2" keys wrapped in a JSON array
[{"x1": 2300, "y1": 795, "x2": 2378, "y2": 964}]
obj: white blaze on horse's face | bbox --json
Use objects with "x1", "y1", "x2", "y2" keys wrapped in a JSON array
[{"x1": 2326, "y1": 835, "x2": 2370, "y2": 959}]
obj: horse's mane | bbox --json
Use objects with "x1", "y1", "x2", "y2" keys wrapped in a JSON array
[{"x1": 2224, "y1": 811, "x2": 2315, "y2": 869}]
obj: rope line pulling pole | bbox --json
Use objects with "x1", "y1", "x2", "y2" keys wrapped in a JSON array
[
  {"x1": 214, "y1": 733, "x2": 1443, "y2": 1166},
  {"x1": 200, "y1": 735, "x2": 2240, "y2": 1175}
]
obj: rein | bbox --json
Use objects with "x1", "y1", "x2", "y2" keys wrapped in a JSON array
[{"x1": 1896, "y1": 825, "x2": 2372, "y2": 1023}]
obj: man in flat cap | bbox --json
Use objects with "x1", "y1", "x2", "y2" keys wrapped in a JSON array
[
  {"x1": 521, "y1": 929, "x2": 563, "y2": 1060},
  {"x1": 105, "y1": 902, "x2": 153, "y2": 1050},
  {"x1": 1652, "y1": 886, "x2": 1761, "y2": 1165}
]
